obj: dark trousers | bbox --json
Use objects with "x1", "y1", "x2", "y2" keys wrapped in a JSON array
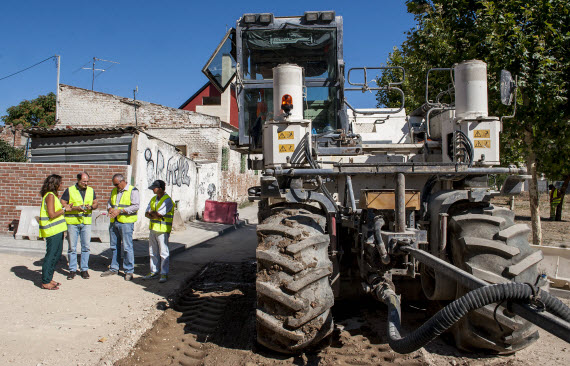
[{"x1": 42, "y1": 232, "x2": 64, "y2": 284}]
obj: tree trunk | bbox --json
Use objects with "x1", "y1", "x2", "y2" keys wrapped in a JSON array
[
  {"x1": 555, "y1": 175, "x2": 570, "y2": 221},
  {"x1": 525, "y1": 131, "x2": 542, "y2": 245}
]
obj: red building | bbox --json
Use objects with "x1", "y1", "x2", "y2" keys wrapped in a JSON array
[{"x1": 179, "y1": 82, "x2": 238, "y2": 128}]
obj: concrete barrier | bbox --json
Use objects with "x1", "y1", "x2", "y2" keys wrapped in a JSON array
[
  {"x1": 15, "y1": 207, "x2": 41, "y2": 240},
  {"x1": 15, "y1": 207, "x2": 110, "y2": 242},
  {"x1": 91, "y1": 210, "x2": 110, "y2": 242}
]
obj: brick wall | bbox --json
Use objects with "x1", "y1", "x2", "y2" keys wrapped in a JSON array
[
  {"x1": 220, "y1": 149, "x2": 260, "y2": 202},
  {"x1": 58, "y1": 84, "x2": 219, "y2": 129},
  {"x1": 0, "y1": 124, "x2": 26, "y2": 148},
  {"x1": 0, "y1": 163, "x2": 129, "y2": 235}
]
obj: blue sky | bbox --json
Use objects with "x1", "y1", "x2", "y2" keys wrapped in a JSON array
[{"x1": 0, "y1": 1, "x2": 415, "y2": 122}]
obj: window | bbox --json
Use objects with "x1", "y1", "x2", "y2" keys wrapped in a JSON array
[
  {"x1": 176, "y1": 145, "x2": 187, "y2": 156},
  {"x1": 242, "y1": 86, "x2": 339, "y2": 136},
  {"x1": 202, "y1": 96, "x2": 221, "y2": 105},
  {"x1": 241, "y1": 28, "x2": 337, "y2": 80}
]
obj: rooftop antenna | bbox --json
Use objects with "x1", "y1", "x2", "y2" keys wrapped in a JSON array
[
  {"x1": 82, "y1": 57, "x2": 120, "y2": 91},
  {"x1": 134, "y1": 85, "x2": 139, "y2": 127}
]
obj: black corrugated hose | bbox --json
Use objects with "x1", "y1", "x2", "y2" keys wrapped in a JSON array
[{"x1": 380, "y1": 282, "x2": 570, "y2": 354}]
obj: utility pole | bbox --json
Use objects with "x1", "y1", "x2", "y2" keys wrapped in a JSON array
[
  {"x1": 133, "y1": 86, "x2": 138, "y2": 127},
  {"x1": 55, "y1": 54, "x2": 61, "y2": 122}
]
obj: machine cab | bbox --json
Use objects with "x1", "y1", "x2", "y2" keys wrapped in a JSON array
[{"x1": 203, "y1": 12, "x2": 346, "y2": 149}]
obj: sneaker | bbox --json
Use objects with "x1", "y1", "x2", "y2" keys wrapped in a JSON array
[
  {"x1": 100, "y1": 270, "x2": 118, "y2": 277},
  {"x1": 67, "y1": 272, "x2": 76, "y2": 280},
  {"x1": 142, "y1": 272, "x2": 159, "y2": 280},
  {"x1": 124, "y1": 273, "x2": 133, "y2": 281},
  {"x1": 159, "y1": 274, "x2": 168, "y2": 283}
]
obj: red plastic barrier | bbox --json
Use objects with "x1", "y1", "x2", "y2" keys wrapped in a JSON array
[{"x1": 203, "y1": 200, "x2": 238, "y2": 224}]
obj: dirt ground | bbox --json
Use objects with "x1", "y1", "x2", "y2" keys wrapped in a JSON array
[
  {"x1": 493, "y1": 193, "x2": 570, "y2": 247},
  {"x1": 115, "y1": 194, "x2": 570, "y2": 366}
]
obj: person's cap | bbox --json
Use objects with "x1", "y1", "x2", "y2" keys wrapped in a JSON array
[{"x1": 148, "y1": 180, "x2": 166, "y2": 190}]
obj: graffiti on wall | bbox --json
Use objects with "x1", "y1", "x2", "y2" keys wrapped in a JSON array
[
  {"x1": 198, "y1": 166, "x2": 217, "y2": 201},
  {"x1": 166, "y1": 156, "x2": 191, "y2": 187},
  {"x1": 145, "y1": 148, "x2": 191, "y2": 187},
  {"x1": 144, "y1": 148, "x2": 155, "y2": 187},
  {"x1": 207, "y1": 183, "x2": 216, "y2": 200}
]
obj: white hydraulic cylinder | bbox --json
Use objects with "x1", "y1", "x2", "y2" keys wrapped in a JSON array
[
  {"x1": 273, "y1": 64, "x2": 304, "y2": 120},
  {"x1": 454, "y1": 60, "x2": 488, "y2": 120},
  {"x1": 263, "y1": 64, "x2": 311, "y2": 168}
]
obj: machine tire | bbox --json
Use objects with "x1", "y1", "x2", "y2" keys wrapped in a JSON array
[
  {"x1": 448, "y1": 204, "x2": 544, "y2": 354},
  {"x1": 255, "y1": 205, "x2": 334, "y2": 353}
]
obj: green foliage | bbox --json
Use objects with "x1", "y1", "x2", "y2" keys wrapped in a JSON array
[
  {"x1": 0, "y1": 140, "x2": 26, "y2": 162},
  {"x1": 1, "y1": 92, "x2": 56, "y2": 128},
  {"x1": 221, "y1": 147, "x2": 229, "y2": 171},
  {"x1": 379, "y1": 0, "x2": 570, "y2": 179},
  {"x1": 240, "y1": 153, "x2": 247, "y2": 173}
]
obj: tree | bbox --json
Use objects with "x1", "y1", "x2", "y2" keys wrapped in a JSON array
[
  {"x1": 379, "y1": 0, "x2": 570, "y2": 242},
  {"x1": 0, "y1": 140, "x2": 26, "y2": 162},
  {"x1": 1, "y1": 92, "x2": 56, "y2": 128}
]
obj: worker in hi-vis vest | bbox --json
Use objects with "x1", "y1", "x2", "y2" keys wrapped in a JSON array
[
  {"x1": 101, "y1": 173, "x2": 139, "y2": 281},
  {"x1": 549, "y1": 184, "x2": 564, "y2": 221},
  {"x1": 39, "y1": 174, "x2": 72, "y2": 290},
  {"x1": 143, "y1": 180, "x2": 174, "y2": 283},
  {"x1": 60, "y1": 172, "x2": 99, "y2": 280}
]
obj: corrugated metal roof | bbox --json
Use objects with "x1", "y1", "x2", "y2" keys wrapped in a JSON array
[{"x1": 25, "y1": 126, "x2": 138, "y2": 136}]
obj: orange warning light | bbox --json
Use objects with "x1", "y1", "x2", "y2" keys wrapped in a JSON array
[{"x1": 281, "y1": 94, "x2": 293, "y2": 114}]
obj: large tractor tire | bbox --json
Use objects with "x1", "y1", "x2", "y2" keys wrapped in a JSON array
[
  {"x1": 448, "y1": 204, "x2": 544, "y2": 354},
  {"x1": 255, "y1": 205, "x2": 334, "y2": 353}
]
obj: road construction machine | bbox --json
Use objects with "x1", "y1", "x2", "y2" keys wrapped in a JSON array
[{"x1": 203, "y1": 11, "x2": 570, "y2": 355}]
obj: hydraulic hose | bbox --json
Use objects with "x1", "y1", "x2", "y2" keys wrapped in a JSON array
[
  {"x1": 373, "y1": 215, "x2": 390, "y2": 264},
  {"x1": 380, "y1": 282, "x2": 570, "y2": 354}
]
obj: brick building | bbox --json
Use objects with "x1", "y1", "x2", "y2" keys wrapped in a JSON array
[
  {"x1": 20, "y1": 126, "x2": 220, "y2": 237},
  {"x1": 0, "y1": 123, "x2": 27, "y2": 149},
  {"x1": 179, "y1": 82, "x2": 238, "y2": 128},
  {"x1": 56, "y1": 84, "x2": 257, "y2": 203}
]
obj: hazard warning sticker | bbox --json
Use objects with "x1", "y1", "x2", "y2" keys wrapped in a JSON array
[
  {"x1": 279, "y1": 144, "x2": 295, "y2": 153},
  {"x1": 473, "y1": 129, "x2": 490, "y2": 138},
  {"x1": 278, "y1": 131, "x2": 294, "y2": 140},
  {"x1": 474, "y1": 140, "x2": 491, "y2": 148}
]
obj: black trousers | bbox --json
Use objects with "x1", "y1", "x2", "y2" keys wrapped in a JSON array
[{"x1": 42, "y1": 232, "x2": 64, "y2": 284}]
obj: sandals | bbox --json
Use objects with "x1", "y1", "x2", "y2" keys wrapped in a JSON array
[
  {"x1": 41, "y1": 284, "x2": 59, "y2": 290},
  {"x1": 50, "y1": 281, "x2": 61, "y2": 286}
]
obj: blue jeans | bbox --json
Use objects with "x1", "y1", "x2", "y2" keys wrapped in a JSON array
[
  {"x1": 67, "y1": 223, "x2": 91, "y2": 272},
  {"x1": 109, "y1": 222, "x2": 135, "y2": 274}
]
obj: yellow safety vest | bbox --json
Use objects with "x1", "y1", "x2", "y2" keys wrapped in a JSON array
[
  {"x1": 149, "y1": 194, "x2": 174, "y2": 233},
  {"x1": 64, "y1": 185, "x2": 94, "y2": 225},
  {"x1": 552, "y1": 189, "x2": 562, "y2": 205},
  {"x1": 39, "y1": 192, "x2": 68, "y2": 238},
  {"x1": 110, "y1": 185, "x2": 138, "y2": 223}
]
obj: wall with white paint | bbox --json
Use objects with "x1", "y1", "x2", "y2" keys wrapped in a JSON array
[
  {"x1": 133, "y1": 132, "x2": 217, "y2": 235},
  {"x1": 195, "y1": 161, "x2": 219, "y2": 218}
]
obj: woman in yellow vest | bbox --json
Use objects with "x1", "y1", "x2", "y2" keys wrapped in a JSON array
[{"x1": 39, "y1": 174, "x2": 72, "y2": 290}]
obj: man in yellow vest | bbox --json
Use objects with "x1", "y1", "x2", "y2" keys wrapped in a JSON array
[
  {"x1": 61, "y1": 172, "x2": 99, "y2": 280},
  {"x1": 143, "y1": 180, "x2": 173, "y2": 283},
  {"x1": 550, "y1": 184, "x2": 564, "y2": 221},
  {"x1": 101, "y1": 173, "x2": 139, "y2": 281}
]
